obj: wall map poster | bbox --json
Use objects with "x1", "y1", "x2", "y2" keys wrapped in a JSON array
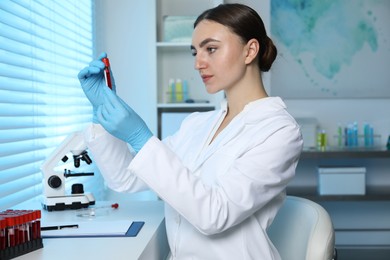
[{"x1": 270, "y1": 0, "x2": 390, "y2": 98}]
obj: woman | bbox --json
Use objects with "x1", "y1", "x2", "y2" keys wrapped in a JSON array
[{"x1": 78, "y1": 4, "x2": 303, "y2": 259}]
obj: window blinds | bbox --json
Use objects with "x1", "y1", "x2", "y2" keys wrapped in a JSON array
[{"x1": 0, "y1": 0, "x2": 104, "y2": 209}]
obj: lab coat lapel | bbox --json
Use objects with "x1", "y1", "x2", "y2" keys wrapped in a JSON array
[
  {"x1": 190, "y1": 97, "x2": 287, "y2": 172},
  {"x1": 192, "y1": 114, "x2": 246, "y2": 171},
  {"x1": 186, "y1": 108, "x2": 224, "y2": 172}
]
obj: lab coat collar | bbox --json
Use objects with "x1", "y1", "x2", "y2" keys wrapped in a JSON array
[
  {"x1": 220, "y1": 97, "x2": 287, "y2": 123},
  {"x1": 193, "y1": 97, "x2": 287, "y2": 169}
]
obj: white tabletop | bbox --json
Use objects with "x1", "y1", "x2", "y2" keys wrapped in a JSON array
[{"x1": 13, "y1": 200, "x2": 169, "y2": 260}]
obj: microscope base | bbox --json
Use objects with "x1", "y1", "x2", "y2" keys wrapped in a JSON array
[{"x1": 42, "y1": 193, "x2": 95, "y2": 211}]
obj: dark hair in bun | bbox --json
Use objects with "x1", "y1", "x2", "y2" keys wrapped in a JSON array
[{"x1": 195, "y1": 3, "x2": 277, "y2": 72}]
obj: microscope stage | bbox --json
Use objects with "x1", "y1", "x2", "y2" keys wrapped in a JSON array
[{"x1": 42, "y1": 193, "x2": 95, "y2": 211}]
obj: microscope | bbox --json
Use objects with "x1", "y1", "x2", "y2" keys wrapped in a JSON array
[{"x1": 41, "y1": 131, "x2": 96, "y2": 211}]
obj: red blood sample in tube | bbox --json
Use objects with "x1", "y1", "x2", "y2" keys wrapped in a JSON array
[
  {"x1": 0, "y1": 217, "x2": 6, "y2": 250},
  {"x1": 102, "y1": 57, "x2": 112, "y2": 89},
  {"x1": 6, "y1": 216, "x2": 16, "y2": 247}
]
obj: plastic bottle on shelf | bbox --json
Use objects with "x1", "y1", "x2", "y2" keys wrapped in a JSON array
[
  {"x1": 352, "y1": 122, "x2": 358, "y2": 147},
  {"x1": 321, "y1": 130, "x2": 327, "y2": 150},
  {"x1": 167, "y1": 78, "x2": 175, "y2": 103},
  {"x1": 175, "y1": 79, "x2": 183, "y2": 102},
  {"x1": 317, "y1": 129, "x2": 327, "y2": 151},
  {"x1": 368, "y1": 125, "x2": 374, "y2": 147},
  {"x1": 364, "y1": 123, "x2": 370, "y2": 147},
  {"x1": 183, "y1": 80, "x2": 189, "y2": 102},
  {"x1": 337, "y1": 124, "x2": 343, "y2": 147},
  {"x1": 346, "y1": 124, "x2": 353, "y2": 147},
  {"x1": 364, "y1": 123, "x2": 375, "y2": 147}
]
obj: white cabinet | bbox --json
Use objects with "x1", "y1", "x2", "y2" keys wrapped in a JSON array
[{"x1": 292, "y1": 149, "x2": 390, "y2": 257}]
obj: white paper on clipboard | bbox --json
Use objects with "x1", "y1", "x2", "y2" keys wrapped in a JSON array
[{"x1": 41, "y1": 220, "x2": 133, "y2": 238}]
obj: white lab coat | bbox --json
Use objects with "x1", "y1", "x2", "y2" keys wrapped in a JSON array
[{"x1": 84, "y1": 97, "x2": 303, "y2": 260}]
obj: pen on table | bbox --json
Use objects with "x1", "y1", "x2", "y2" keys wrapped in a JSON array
[
  {"x1": 96, "y1": 203, "x2": 119, "y2": 209},
  {"x1": 41, "y1": 224, "x2": 79, "y2": 231}
]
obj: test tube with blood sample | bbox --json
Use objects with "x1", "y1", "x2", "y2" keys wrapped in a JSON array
[
  {"x1": 34, "y1": 210, "x2": 42, "y2": 239},
  {"x1": 6, "y1": 215, "x2": 16, "y2": 247},
  {"x1": 102, "y1": 57, "x2": 112, "y2": 89},
  {"x1": 0, "y1": 217, "x2": 5, "y2": 251},
  {"x1": 0, "y1": 209, "x2": 43, "y2": 259}
]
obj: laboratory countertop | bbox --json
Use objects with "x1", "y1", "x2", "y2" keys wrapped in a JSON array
[{"x1": 12, "y1": 200, "x2": 169, "y2": 260}]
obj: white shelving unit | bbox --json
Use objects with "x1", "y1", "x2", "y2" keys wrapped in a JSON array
[
  {"x1": 156, "y1": 42, "x2": 222, "y2": 106},
  {"x1": 155, "y1": 0, "x2": 224, "y2": 137}
]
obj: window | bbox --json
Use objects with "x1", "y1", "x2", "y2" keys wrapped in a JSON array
[{"x1": 0, "y1": 0, "x2": 104, "y2": 209}]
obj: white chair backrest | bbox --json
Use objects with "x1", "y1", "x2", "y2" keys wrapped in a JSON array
[{"x1": 268, "y1": 196, "x2": 335, "y2": 260}]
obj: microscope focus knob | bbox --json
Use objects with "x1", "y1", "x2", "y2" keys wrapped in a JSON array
[
  {"x1": 72, "y1": 183, "x2": 84, "y2": 194},
  {"x1": 48, "y1": 175, "x2": 62, "y2": 189}
]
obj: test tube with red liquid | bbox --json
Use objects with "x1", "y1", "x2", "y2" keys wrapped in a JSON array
[
  {"x1": 102, "y1": 57, "x2": 112, "y2": 89},
  {"x1": 0, "y1": 209, "x2": 42, "y2": 258},
  {"x1": 0, "y1": 217, "x2": 6, "y2": 250}
]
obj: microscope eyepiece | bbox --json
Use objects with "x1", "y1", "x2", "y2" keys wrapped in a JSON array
[
  {"x1": 74, "y1": 157, "x2": 81, "y2": 168},
  {"x1": 82, "y1": 153, "x2": 92, "y2": 165}
]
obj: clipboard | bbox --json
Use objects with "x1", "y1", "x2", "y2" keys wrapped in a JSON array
[{"x1": 41, "y1": 220, "x2": 145, "y2": 238}]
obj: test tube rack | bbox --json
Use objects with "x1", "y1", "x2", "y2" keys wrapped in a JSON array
[{"x1": 0, "y1": 210, "x2": 43, "y2": 260}]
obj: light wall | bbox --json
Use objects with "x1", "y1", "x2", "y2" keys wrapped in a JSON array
[
  {"x1": 94, "y1": 0, "x2": 158, "y2": 200},
  {"x1": 94, "y1": 0, "x2": 157, "y2": 134},
  {"x1": 239, "y1": 0, "x2": 390, "y2": 146},
  {"x1": 285, "y1": 99, "x2": 390, "y2": 147},
  {"x1": 94, "y1": 0, "x2": 390, "y2": 146}
]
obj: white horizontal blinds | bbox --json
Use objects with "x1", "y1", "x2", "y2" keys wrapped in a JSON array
[{"x1": 0, "y1": 0, "x2": 103, "y2": 209}]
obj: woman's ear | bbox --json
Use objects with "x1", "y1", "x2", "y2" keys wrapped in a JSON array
[{"x1": 244, "y1": 39, "x2": 260, "y2": 65}]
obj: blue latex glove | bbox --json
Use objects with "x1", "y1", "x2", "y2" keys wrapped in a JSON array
[
  {"x1": 97, "y1": 87, "x2": 153, "y2": 153},
  {"x1": 78, "y1": 52, "x2": 116, "y2": 123}
]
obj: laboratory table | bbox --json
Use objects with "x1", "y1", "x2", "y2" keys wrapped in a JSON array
[{"x1": 12, "y1": 200, "x2": 169, "y2": 260}]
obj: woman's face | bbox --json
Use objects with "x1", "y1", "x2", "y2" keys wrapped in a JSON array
[{"x1": 191, "y1": 20, "x2": 248, "y2": 94}]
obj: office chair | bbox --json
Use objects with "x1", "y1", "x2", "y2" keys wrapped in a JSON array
[{"x1": 268, "y1": 196, "x2": 337, "y2": 260}]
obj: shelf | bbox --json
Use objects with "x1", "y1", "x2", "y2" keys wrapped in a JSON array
[
  {"x1": 157, "y1": 41, "x2": 191, "y2": 48},
  {"x1": 291, "y1": 194, "x2": 390, "y2": 202},
  {"x1": 155, "y1": 0, "x2": 225, "y2": 139},
  {"x1": 157, "y1": 103, "x2": 216, "y2": 114},
  {"x1": 287, "y1": 187, "x2": 390, "y2": 201},
  {"x1": 301, "y1": 147, "x2": 390, "y2": 159},
  {"x1": 157, "y1": 103, "x2": 215, "y2": 108}
]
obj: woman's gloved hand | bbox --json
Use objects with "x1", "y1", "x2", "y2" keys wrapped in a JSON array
[
  {"x1": 97, "y1": 87, "x2": 153, "y2": 153},
  {"x1": 78, "y1": 52, "x2": 116, "y2": 123}
]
